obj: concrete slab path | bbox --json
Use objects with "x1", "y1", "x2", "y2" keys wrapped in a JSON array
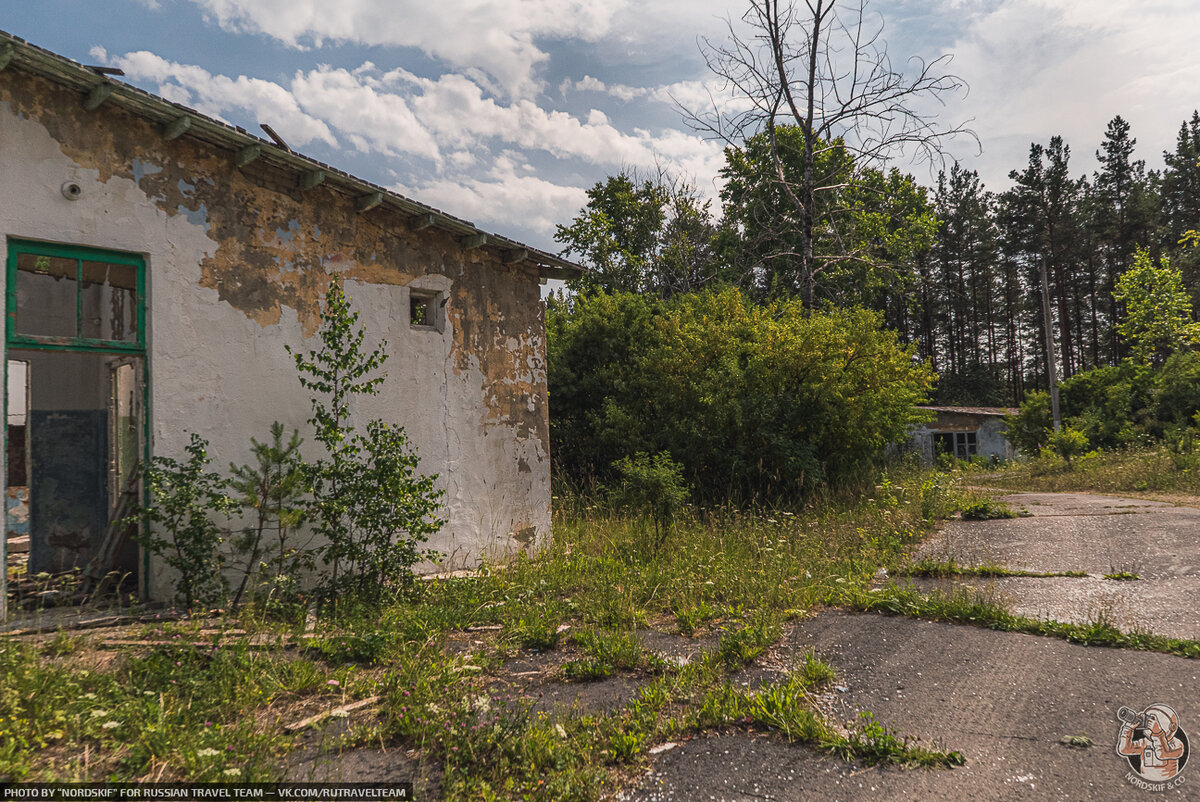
[{"x1": 624, "y1": 492, "x2": 1200, "y2": 801}]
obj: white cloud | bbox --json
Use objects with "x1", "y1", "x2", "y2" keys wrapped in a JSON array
[
  {"x1": 95, "y1": 49, "x2": 338, "y2": 148},
  {"x1": 291, "y1": 67, "x2": 439, "y2": 160},
  {"x1": 296, "y1": 65, "x2": 725, "y2": 179},
  {"x1": 397, "y1": 156, "x2": 589, "y2": 238},
  {"x1": 567, "y1": 75, "x2": 730, "y2": 112},
  {"x1": 188, "y1": 0, "x2": 628, "y2": 98},
  {"x1": 937, "y1": 0, "x2": 1200, "y2": 186}
]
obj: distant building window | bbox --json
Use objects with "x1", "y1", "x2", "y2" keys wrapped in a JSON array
[
  {"x1": 409, "y1": 290, "x2": 443, "y2": 332},
  {"x1": 934, "y1": 431, "x2": 977, "y2": 460}
]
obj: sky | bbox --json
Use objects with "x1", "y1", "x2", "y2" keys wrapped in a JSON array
[{"x1": 4, "y1": 0, "x2": 1200, "y2": 253}]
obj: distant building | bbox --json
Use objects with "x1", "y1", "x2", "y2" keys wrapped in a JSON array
[{"x1": 911, "y1": 406, "x2": 1018, "y2": 463}]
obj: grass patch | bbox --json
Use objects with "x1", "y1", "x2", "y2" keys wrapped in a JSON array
[
  {"x1": 895, "y1": 559, "x2": 1088, "y2": 579},
  {"x1": 2, "y1": 464, "x2": 980, "y2": 794},
  {"x1": 976, "y1": 444, "x2": 1200, "y2": 497},
  {"x1": 960, "y1": 500, "x2": 1020, "y2": 520},
  {"x1": 839, "y1": 585, "x2": 1200, "y2": 658},
  {"x1": 696, "y1": 674, "x2": 963, "y2": 768},
  {"x1": 1103, "y1": 572, "x2": 1140, "y2": 581}
]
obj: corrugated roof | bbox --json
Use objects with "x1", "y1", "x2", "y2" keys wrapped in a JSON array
[
  {"x1": 917, "y1": 405, "x2": 1018, "y2": 417},
  {"x1": 0, "y1": 30, "x2": 583, "y2": 280}
]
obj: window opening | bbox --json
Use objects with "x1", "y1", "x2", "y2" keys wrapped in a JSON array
[
  {"x1": 934, "y1": 430, "x2": 978, "y2": 460},
  {"x1": 9, "y1": 240, "x2": 144, "y2": 349},
  {"x1": 5, "y1": 241, "x2": 146, "y2": 608},
  {"x1": 409, "y1": 290, "x2": 443, "y2": 331}
]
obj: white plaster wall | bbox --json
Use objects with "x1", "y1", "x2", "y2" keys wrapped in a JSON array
[{"x1": 1, "y1": 101, "x2": 550, "y2": 603}]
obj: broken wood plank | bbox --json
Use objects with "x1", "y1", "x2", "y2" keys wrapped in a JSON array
[
  {"x1": 284, "y1": 696, "x2": 381, "y2": 732},
  {"x1": 0, "y1": 615, "x2": 131, "y2": 636},
  {"x1": 82, "y1": 464, "x2": 141, "y2": 596},
  {"x1": 260, "y1": 123, "x2": 290, "y2": 150}
]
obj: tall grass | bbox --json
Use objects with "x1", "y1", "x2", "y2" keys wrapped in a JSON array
[
  {"x1": 2, "y1": 463, "x2": 975, "y2": 794},
  {"x1": 978, "y1": 445, "x2": 1200, "y2": 495}
]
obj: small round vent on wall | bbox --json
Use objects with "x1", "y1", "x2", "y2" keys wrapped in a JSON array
[{"x1": 61, "y1": 181, "x2": 83, "y2": 200}]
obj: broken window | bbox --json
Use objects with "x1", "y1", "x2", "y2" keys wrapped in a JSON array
[
  {"x1": 409, "y1": 289, "x2": 444, "y2": 331},
  {"x1": 6, "y1": 241, "x2": 145, "y2": 584},
  {"x1": 11, "y1": 241, "x2": 142, "y2": 347},
  {"x1": 934, "y1": 431, "x2": 978, "y2": 460}
]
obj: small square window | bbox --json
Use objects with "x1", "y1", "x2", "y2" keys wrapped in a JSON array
[{"x1": 409, "y1": 290, "x2": 443, "y2": 331}]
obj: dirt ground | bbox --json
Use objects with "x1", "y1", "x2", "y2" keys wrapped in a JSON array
[{"x1": 621, "y1": 492, "x2": 1200, "y2": 801}]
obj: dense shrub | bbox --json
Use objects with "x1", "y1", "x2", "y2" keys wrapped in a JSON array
[
  {"x1": 1007, "y1": 351, "x2": 1200, "y2": 455},
  {"x1": 547, "y1": 288, "x2": 934, "y2": 500}
]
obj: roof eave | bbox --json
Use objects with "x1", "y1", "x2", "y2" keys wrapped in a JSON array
[{"x1": 0, "y1": 30, "x2": 583, "y2": 281}]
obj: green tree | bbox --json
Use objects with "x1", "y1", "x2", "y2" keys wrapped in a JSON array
[
  {"x1": 290, "y1": 283, "x2": 444, "y2": 603},
  {"x1": 926, "y1": 163, "x2": 1005, "y2": 400},
  {"x1": 227, "y1": 422, "x2": 308, "y2": 610},
  {"x1": 718, "y1": 128, "x2": 937, "y2": 307},
  {"x1": 1113, "y1": 249, "x2": 1199, "y2": 366},
  {"x1": 608, "y1": 452, "x2": 690, "y2": 554},
  {"x1": 556, "y1": 170, "x2": 720, "y2": 297},
  {"x1": 547, "y1": 287, "x2": 934, "y2": 500},
  {"x1": 694, "y1": 0, "x2": 970, "y2": 308},
  {"x1": 1090, "y1": 115, "x2": 1159, "y2": 362},
  {"x1": 1047, "y1": 425, "x2": 1089, "y2": 469},
  {"x1": 1161, "y1": 112, "x2": 1200, "y2": 297}
]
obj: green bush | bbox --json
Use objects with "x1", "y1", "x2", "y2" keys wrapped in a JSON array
[
  {"x1": 548, "y1": 288, "x2": 933, "y2": 500},
  {"x1": 133, "y1": 434, "x2": 238, "y2": 610},
  {"x1": 1047, "y1": 426, "x2": 1089, "y2": 470},
  {"x1": 607, "y1": 452, "x2": 689, "y2": 553}
]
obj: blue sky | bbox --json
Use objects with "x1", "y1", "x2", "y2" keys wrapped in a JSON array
[{"x1": 4, "y1": 1, "x2": 1200, "y2": 252}]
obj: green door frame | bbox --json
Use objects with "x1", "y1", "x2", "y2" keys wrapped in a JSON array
[{"x1": 4, "y1": 239, "x2": 149, "y2": 618}]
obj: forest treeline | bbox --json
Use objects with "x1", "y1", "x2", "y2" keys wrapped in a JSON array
[{"x1": 555, "y1": 113, "x2": 1200, "y2": 408}]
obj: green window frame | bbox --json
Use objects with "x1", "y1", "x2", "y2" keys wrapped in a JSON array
[{"x1": 6, "y1": 239, "x2": 146, "y2": 352}]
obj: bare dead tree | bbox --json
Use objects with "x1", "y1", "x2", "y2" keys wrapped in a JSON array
[{"x1": 688, "y1": 0, "x2": 976, "y2": 306}]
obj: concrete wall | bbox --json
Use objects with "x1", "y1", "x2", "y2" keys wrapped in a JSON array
[
  {"x1": 1, "y1": 71, "x2": 551, "y2": 600},
  {"x1": 911, "y1": 413, "x2": 1017, "y2": 463}
]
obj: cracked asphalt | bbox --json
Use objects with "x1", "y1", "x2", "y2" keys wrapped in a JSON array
[{"x1": 622, "y1": 492, "x2": 1200, "y2": 801}]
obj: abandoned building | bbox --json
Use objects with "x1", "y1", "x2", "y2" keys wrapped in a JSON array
[
  {"x1": 910, "y1": 406, "x2": 1019, "y2": 463},
  {"x1": 0, "y1": 31, "x2": 581, "y2": 617}
]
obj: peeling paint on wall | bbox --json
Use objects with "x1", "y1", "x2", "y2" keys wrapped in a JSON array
[{"x1": 0, "y1": 70, "x2": 553, "y2": 593}]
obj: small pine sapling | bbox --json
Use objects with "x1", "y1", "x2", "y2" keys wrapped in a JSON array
[{"x1": 228, "y1": 422, "x2": 309, "y2": 610}]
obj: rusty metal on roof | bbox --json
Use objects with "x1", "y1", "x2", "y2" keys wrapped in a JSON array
[{"x1": 0, "y1": 30, "x2": 583, "y2": 281}]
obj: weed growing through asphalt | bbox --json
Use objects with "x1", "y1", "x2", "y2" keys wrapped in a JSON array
[
  {"x1": 895, "y1": 558, "x2": 1088, "y2": 579},
  {"x1": 839, "y1": 585, "x2": 1200, "y2": 658},
  {"x1": 960, "y1": 500, "x2": 1020, "y2": 520},
  {"x1": 1060, "y1": 734, "x2": 1094, "y2": 748},
  {"x1": 2, "y1": 464, "x2": 976, "y2": 794}
]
